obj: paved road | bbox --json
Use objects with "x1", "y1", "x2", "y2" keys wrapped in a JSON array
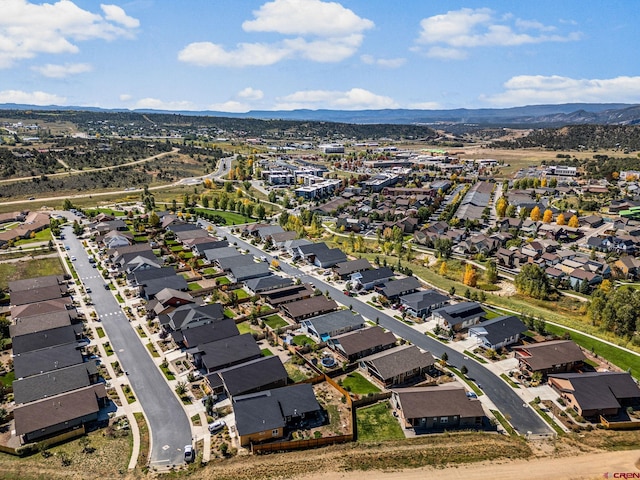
[
  {"x1": 218, "y1": 225, "x2": 551, "y2": 436},
  {"x1": 62, "y1": 225, "x2": 192, "y2": 467}
]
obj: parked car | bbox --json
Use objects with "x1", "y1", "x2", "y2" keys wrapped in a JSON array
[
  {"x1": 208, "y1": 419, "x2": 226, "y2": 433},
  {"x1": 184, "y1": 445, "x2": 195, "y2": 463}
]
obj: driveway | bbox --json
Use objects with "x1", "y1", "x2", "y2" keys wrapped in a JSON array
[
  {"x1": 217, "y1": 225, "x2": 551, "y2": 436},
  {"x1": 63, "y1": 225, "x2": 192, "y2": 468}
]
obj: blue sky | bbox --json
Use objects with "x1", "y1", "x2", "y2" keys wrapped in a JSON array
[{"x1": 1, "y1": 0, "x2": 639, "y2": 112}]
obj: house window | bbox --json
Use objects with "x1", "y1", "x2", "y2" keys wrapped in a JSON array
[
  {"x1": 272, "y1": 429, "x2": 279, "y2": 436},
  {"x1": 440, "y1": 417, "x2": 448, "y2": 424}
]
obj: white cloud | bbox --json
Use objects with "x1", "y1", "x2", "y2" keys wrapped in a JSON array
[
  {"x1": 275, "y1": 88, "x2": 398, "y2": 110},
  {"x1": 360, "y1": 54, "x2": 405, "y2": 68},
  {"x1": 208, "y1": 101, "x2": 251, "y2": 113},
  {"x1": 134, "y1": 98, "x2": 197, "y2": 110},
  {"x1": 32, "y1": 62, "x2": 92, "y2": 78},
  {"x1": 0, "y1": 89, "x2": 66, "y2": 105},
  {"x1": 237, "y1": 87, "x2": 264, "y2": 100},
  {"x1": 100, "y1": 4, "x2": 140, "y2": 29},
  {"x1": 179, "y1": 0, "x2": 372, "y2": 67},
  {"x1": 119, "y1": 94, "x2": 132, "y2": 101},
  {"x1": 415, "y1": 8, "x2": 580, "y2": 59},
  {"x1": 0, "y1": 0, "x2": 139, "y2": 68},
  {"x1": 481, "y1": 75, "x2": 640, "y2": 106},
  {"x1": 242, "y1": 0, "x2": 373, "y2": 36}
]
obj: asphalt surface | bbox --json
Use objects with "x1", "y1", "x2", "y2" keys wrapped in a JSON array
[
  {"x1": 62, "y1": 225, "x2": 192, "y2": 467},
  {"x1": 217, "y1": 224, "x2": 551, "y2": 436}
]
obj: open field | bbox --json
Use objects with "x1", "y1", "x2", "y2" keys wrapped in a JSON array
[
  {"x1": 356, "y1": 401, "x2": 404, "y2": 442},
  {"x1": 0, "y1": 257, "x2": 64, "y2": 291}
]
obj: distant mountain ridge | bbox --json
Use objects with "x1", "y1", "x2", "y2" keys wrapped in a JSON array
[{"x1": 1, "y1": 102, "x2": 639, "y2": 126}]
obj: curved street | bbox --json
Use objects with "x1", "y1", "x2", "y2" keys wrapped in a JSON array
[{"x1": 216, "y1": 225, "x2": 551, "y2": 436}]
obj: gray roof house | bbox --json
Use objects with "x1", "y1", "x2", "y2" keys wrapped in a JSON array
[
  {"x1": 400, "y1": 290, "x2": 450, "y2": 318},
  {"x1": 13, "y1": 342, "x2": 84, "y2": 379},
  {"x1": 244, "y1": 275, "x2": 293, "y2": 294},
  {"x1": 433, "y1": 302, "x2": 486, "y2": 332},
  {"x1": 233, "y1": 383, "x2": 322, "y2": 447},
  {"x1": 175, "y1": 318, "x2": 240, "y2": 348},
  {"x1": 360, "y1": 344, "x2": 435, "y2": 387},
  {"x1": 229, "y1": 262, "x2": 271, "y2": 282},
  {"x1": 214, "y1": 356, "x2": 288, "y2": 398},
  {"x1": 351, "y1": 267, "x2": 394, "y2": 291},
  {"x1": 375, "y1": 276, "x2": 422, "y2": 300},
  {"x1": 159, "y1": 303, "x2": 225, "y2": 332},
  {"x1": 300, "y1": 310, "x2": 365, "y2": 342},
  {"x1": 468, "y1": 315, "x2": 528, "y2": 350},
  {"x1": 12, "y1": 325, "x2": 79, "y2": 355},
  {"x1": 334, "y1": 259, "x2": 372, "y2": 279},
  {"x1": 217, "y1": 254, "x2": 256, "y2": 272},
  {"x1": 192, "y1": 333, "x2": 262, "y2": 373}
]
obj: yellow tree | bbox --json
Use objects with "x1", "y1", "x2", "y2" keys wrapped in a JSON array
[
  {"x1": 540, "y1": 177, "x2": 547, "y2": 187},
  {"x1": 556, "y1": 213, "x2": 566, "y2": 226},
  {"x1": 542, "y1": 209, "x2": 553, "y2": 223},
  {"x1": 439, "y1": 261, "x2": 448, "y2": 276},
  {"x1": 568, "y1": 215, "x2": 580, "y2": 228},
  {"x1": 530, "y1": 206, "x2": 541, "y2": 221},
  {"x1": 496, "y1": 197, "x2": 508, "y2": 218},
  {"x1": 599, "y1": 279, "x2": 612, "y2": 293},
  {"x1": 462, "y1": 264, "x2": 477, "y2": 287}
]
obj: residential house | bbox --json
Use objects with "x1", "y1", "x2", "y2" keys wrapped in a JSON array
[
  {"x1": 209, "y1": 356, "x2": 288, "y2": 398},
  {"x1": 300, "y1": 310, "x2": 365, "y2": 342},
  {"x1": 359, "y1": 344, "x2": 435, "y2": 387},
  {"x1": 496, "y1": 248, "x2": 516, "y2": 268},
  {"x1": 10, "y1": 284, "x2": 68, "y2": 307},
  {"x1": 8, "y1": 275, "x2": 67, "y2": 294},
  {"x1": 351, "y1": 267, "x2": 394, "y2": 291},
  {"x1": 433, "y1": 302, "x2": 486, "y2": 332},
  {"x1": 160, "y1": 303, "x2": 225, "y2": 333},
  {"x1": 334, "y1": 259, "x2": 372, "y2": 280},
  {"x1": 191, "y1": 333, "x2": 262, "y2": 373},
  {"x1": 12, "y1": 361, "x2": 99, "y2": 405},
  {"x1": 175, "y1": 319, "x2": 239, "y2": 348},
  {"x1": 614, "y1": 255, "x2": 640, "y2": 279},
  {"x1": 399, "y1": 290, "x2": 450, "y2": 318},
  {"x1": 283, "y1": 239, "x2": 313, "y2": 258},
  {"x1": 375, "y1": 277, "x2": 422, "y2": 301},
  {"x1": 244, "y1": 275, "x2": 293, "y2": 295},
  {"x1": 568, "y1": 268, "x2": 602, "y2": 289},
  {"x1": 269, "y1": 231, "x2": 298, "y2": 248},
  {"x1": 13, "y1": 343, "x2": 84, "y2": 379},
  {"x1": 128, "y1": 266, "x2": 188, "y2": 299},
  {"x1": 101, "y1": 230, "x2": 133, "y2": 249},
  {"x1": 257, "y1": 225, "x2": 285, "y2": 243},
  {"x1": 189, "y1": 238, "x2": 229, "y2": 256},
  {"x1": 468, "y1": 316, "x2": 527, "y2": 350},
  {"x1": 262, "y1": 283, "x2": 314, "y2": 306},
  {"x1": 233, "y1": 383, "x2": 323, "y2": 446},
  {"x1": 514, "y1": 340, "x2": 586, "y2": 376},
  {"x1": 203, "y1": 247, "x2": 242, "y2": 265},
  {"x1": 10, "y1": 298, "x2": 73, "y2": 321},
  {"x1": 549, "y1": 372, "x2": 640, "y2": 418},
  {"x1": 229, "y1": 262, "x2": 271, "y2": 283},
  {"x1": 218, "y1": 254, "x2": 256, "y2": 272},
  {"x1": 13, "y1": 384, "x2": 107, "y2": 443},
  {"x1": 12, "y1": 325, "x2": 79, "y2": 355},
  {"x1": 9, "y1": 310, "x2": 77, "y2": 338},
  {"x1": 147, "y1": 288, "x2": 195, "y2": 317},
  {"x1": 328, "y1": 326, "x2": 397, "y2": 362},
  {"x1": 280, "y1": 296, "x2": 338, "y2": 322},
  {"x1": 391, "y1": 384, "x2": 484, "y2": 431}
]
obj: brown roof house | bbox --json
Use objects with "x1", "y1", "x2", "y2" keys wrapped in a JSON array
[
  {"x1": 514, "y1": 340, "x2": 586, "y2": 377},
  {"x1": 280, "y1": 296, "x2": 338, "y2": 322},
  {"x1": 359, "y1": 344, "x2": 435, "y2": 388},
  {"x1": 329, "y1": 326, "x2": 397, "y2": 362},
  {"x1": 391, "y1": 384, "x2": 485, "y2": 432},
  {"x1": 549, "y1": 372, "x2": 640, "y2": 418},
  {"x1": 13, "y1": 383, "x2": 107, "y2": 443}
]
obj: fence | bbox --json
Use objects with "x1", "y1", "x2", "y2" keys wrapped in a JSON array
[
  {"x1": 251, "y1": 434, "x2": 353, "y2": 454},
  {"x1": 0, "y1": 425, "x2": 86, "y2": 456},
  {"x1": 600, "y1": 416, "x2": 640, "y2": 430},
  {"x1": 352, "y1": 391, "x2": 392, "y2": 408}
]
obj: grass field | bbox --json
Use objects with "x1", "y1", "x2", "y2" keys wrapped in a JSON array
[
  {"x1": 263, "y1": 314, "x2": 287, "y2": 329},
  {"x1": 0, "y1": 256, "x2": 64, "y2": 290},
  {"x1": 293, "y1": 334, "x2": 315, "y2": 346},
  {"x1": 341, "y1": 372, "x2": 381, "y2": 395},
  {"x1": 237, "y1": 321, "x2": 252, "y2": 334},
  {"x1": 232, "y1": 288, "x2": 250, "y2": 299},
  {"x1": 13, "y1": 228, "x2": 53, "y2": 246},
  {"x1": 193, "y1": 208, "x2": 255, "y2": 225},
  {"x1": 188, "y1": 282, "x2": 203, "y2": 291},
  {"x1": 356, "y1": 401, "x2": 405, "y2": 442},
  {"x1": 261, "y1": 348, "x2": 274, "y2": 357}
]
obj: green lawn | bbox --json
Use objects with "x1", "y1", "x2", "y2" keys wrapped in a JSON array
[
  {"x1": 341, "y1": 372, "x2": 381, "y2": 395},
  {"x1": 232, "y1": 288, "x2": 249, "y2": 299},
  {"x1": 14, "y1": 227, "x2": 52, "y2": 246},
  {"x1": 202, "y1": 267, "x2": 218, "y2": 276},
  {"x1": 115, "y1": 293, "x2": 124, "y2": 303},
  {"x1": 356, "y1": 402, "x2": 405, "y2": 442},
  {"x1": 237, "y1": 321, "x2": 252, "y2": 334},
  {"x1": 146, "y1": 342, "x2": 160, "y2": 358},
  {"x1": 96, "y1": 327, "x2": 106, "y2": 338},
  {"x1": 136, "y1": 325, "x2": 147, "y2": 338},
  {"x1": 170, "y1": 245, "x2": 184, "y2": 252},
  {"x1": 544, "y1": 323, "x2": 640, "y2": 379},
  {"x1": 293, "y1": 334, "x2": 315, "y2": 346},
  {"x1": 284, "y1": 361, "x2": 309, "y2": 383},
  {"x1": 104, "y1": 342, "x2": 114, "y2": 356},
  {"x1": 215, "y1": 275, "x2": 230, "y2": 285},
  {"x1": 0, "y1": 371, "x2": 15, "y2": 387},
  {"x1": 160, "y1": 364, "x2": 175, "y2": 381},
  {"x1": 0, "y1": 256, "x2": 64, "y2": 291},
  {"x1": 261, "y1": 348, "x2": 274, "y2": 357},
  {"x1": 264, "y1": 314, "x2": 287, "y2": 329},
  {"x1": 223, "y1": 308, "x2": 235, "y2": 319},
  {"x1": 193, "y1": 208, "x2": 256, "y2": 225},
  {"x1": 85, "y1": 208, "x2": 126, "y2": 217},
  {"x1": 188, "y1": 282, "x2": 203, "y2": 291}
]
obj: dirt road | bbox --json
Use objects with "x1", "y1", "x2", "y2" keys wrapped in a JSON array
[{"x1": 298, "y1": 448, "x2": 640, "y2": 480}]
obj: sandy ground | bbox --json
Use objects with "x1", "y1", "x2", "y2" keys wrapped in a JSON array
[{"x1": 297, "y1": 449, "x2": 640, "y2": 480}]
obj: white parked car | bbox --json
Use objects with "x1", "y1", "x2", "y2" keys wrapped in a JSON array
[{"x1": 208, "y1": 419, "x2": 226, "y2": 433}]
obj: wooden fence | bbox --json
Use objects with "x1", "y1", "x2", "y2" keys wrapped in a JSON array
[
  {"x1": 600, "y1": 416, "x2": 640, "y2": 430},
  {"x1": 251, "y1": 434, "x2": 353, "y2": 454}
]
